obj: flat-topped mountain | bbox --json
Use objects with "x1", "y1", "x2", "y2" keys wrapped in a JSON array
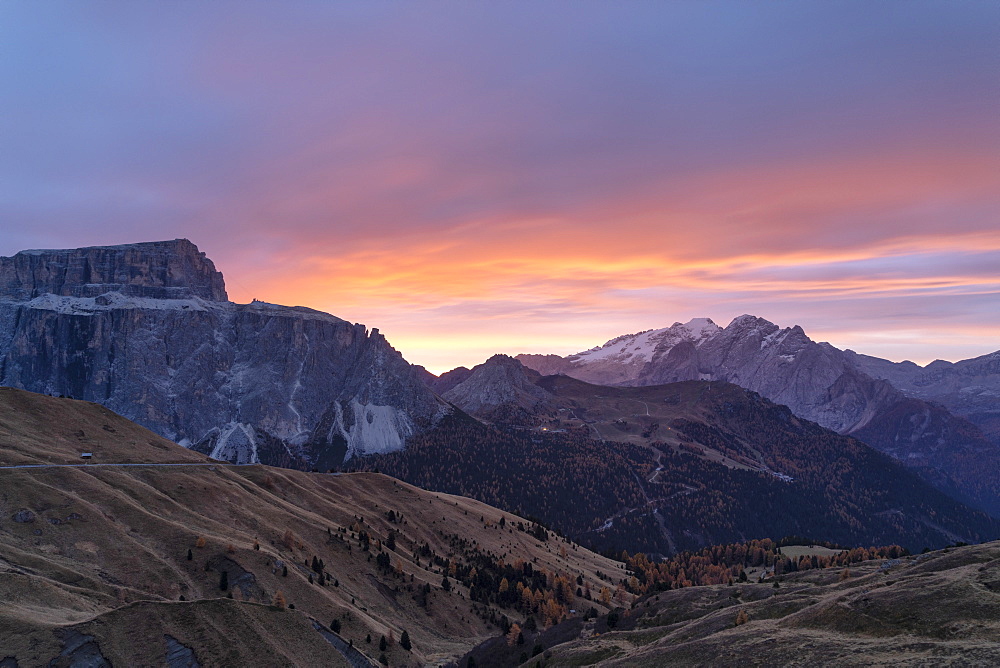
[
  {"x1": 0, "y1": 240, "x2": 446, "y2": 467},
  {"x1": 0, "y1": 239, "x2": 227, "y2": 301}
]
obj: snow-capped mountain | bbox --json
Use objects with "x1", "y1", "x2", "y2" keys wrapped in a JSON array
[
  {"x1": 517, "y1": 315, "x2": 1000, "y2": 515},
  {"x1": 0, "y1": 240, "x2": 447, "y2": 467},
  {"x1": 519, "y1": 318, "x2": 720, "y2": 386}
]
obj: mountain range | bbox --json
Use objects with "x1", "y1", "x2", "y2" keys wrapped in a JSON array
[
  {"x1": 1, "y1": 240, "x2": 997, "y2": 541},
  {"x1": 373, "y1": 355, "x2": 1000, "y2": 556},
  {"x1": 516, "y1": 317, "x2": 1000, "y2": 515},
  {"x1": 0, "y1": 240, "x2": 446, "y2": 470},
  {"x1": 3, "y1": 239, "x2": 1000, "y2": 666}
]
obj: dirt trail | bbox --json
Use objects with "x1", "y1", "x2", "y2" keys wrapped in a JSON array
[{"x1": 0, "y1": 462, "x2": 245, "y2": 470}]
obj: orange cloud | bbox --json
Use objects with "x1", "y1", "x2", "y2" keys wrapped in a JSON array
[{"x1": 209, "y1": 136, "x2": 1000, "y2": 373}]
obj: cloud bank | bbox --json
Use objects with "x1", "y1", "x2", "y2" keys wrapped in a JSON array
[{"x1": 2, "y1": 1, "x2": 998, "y2": 371}]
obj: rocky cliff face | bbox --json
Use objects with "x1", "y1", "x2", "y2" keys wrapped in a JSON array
[
  {"x1": 850, "y1": 350, "x2": 1000, "y2": 445},
  {"x1": 0, "y1": 240, "x2": 447, "y2": 467},
  {"x1": 441, "y1": 354, "x2": 550, "y2": 423},
  {"x1": 0, "y1": 239, "x2": 227, "y2": 301},
  {"x1": 518, "y1": 315, "x2": 1000, "y2": 515},
  {"x1": 519, "y1": 316, "x2": 895, "y2": 432}
]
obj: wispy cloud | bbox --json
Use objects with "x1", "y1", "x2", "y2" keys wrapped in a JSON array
[{"x1": 2, "y1": 2, "x2": 998, "y2": 371}]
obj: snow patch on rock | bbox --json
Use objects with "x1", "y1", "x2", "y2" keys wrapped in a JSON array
[
  {"x1": 209, "y1": 422, "x2": 259, "y2": 465},
  {"x1": 340, "y1": 401, "x2": 414, "y2": 459}
]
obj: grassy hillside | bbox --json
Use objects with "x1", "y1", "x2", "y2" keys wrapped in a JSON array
[
  {"x1": 462, "y1": 540, "x2": 1000, "y2": 666},
  {"x1": 0, "y1": 388, "x2": 622, "y2": 666}
]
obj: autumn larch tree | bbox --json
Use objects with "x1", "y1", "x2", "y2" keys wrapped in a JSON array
[{"x1": 506, "y1": 623, "x2": 521, "y2": 646}]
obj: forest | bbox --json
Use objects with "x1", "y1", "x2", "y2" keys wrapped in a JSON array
[{"x1": 362, "y1": 384, "x2": 1000, "y2": 557}]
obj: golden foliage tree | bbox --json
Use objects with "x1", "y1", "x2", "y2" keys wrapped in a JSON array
[
  {"x1": 507, "y1": 623, "x2": 522, "y2": 646},
  {"x1": 273, "y1": 590, "x2": 287, "y2": 609}
]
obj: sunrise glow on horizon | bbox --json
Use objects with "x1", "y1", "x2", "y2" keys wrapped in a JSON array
[{"x1": 2, "y1": 2, "x2": 998, "y2": 374}]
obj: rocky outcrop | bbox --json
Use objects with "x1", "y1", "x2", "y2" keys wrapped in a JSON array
[
  {"x1": 428, "y1": 366, "x2": 473, "y2": 395},
  {"x1": 850, "y1": 350, "x2": 1000, "y2": 444},
  {"x1": 0, "y1": 239, "x2": 227, "y2": 301},
  {"x1": 442, "y1": 355, "x2": 551, "y2": 423},
  {"x1": 164, "y1": 635, "x2": 200, "y2": 668},
  {"x1": 0, "y1": 241, "x2": 447, "y2": 467},
  {"x1": 50, "y1": 629, "x2": 111, "y2": 668}
]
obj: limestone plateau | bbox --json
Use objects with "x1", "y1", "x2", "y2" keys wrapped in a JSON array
[{"x1": 0, "y1": 239, "x2": 447, "y2": 468}]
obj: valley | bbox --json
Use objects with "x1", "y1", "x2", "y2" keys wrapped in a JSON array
[
  {"x1": 6, "y1": 0, "x2": 998, "y2": 662},
  {"x1": 464, "y1": 541, "x2": 1000, "y2": 666},
  {"x1": 368, "y1": 367, "x2": 1000, "y2": 558}
]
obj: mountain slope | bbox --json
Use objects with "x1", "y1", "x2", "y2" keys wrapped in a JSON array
[
  {"x1": 0, "y1": 388, "x2": 621, "y2": 666},
  {"x1": 517, "y1": 316, "x2": 1000, "y2": 515},
  {"x1": 441, "y1": 354, "x2": 552, "y2": 424},
  {"x1": 368, "y1": 374, "x2": 1000, "y2": 557},
  {"x1": 0, "y1": 240, "x2": 447, "y2": 468},
  {"x1": 850, "y1": 349, "x2": 1000, "y2": 444},
  {"x1": 484, "y1": 541, "x2": 1000, "y2": 666}
]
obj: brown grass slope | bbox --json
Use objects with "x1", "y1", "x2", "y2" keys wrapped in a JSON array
[
  {"x1": 533, "y1": 541, "x2": 1000, "y2": 667},
  {"x1": 0, "y1": 388, "x2": 621, "y2": 666}
]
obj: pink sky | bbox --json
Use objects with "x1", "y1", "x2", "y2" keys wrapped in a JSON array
[{"x1": 2, "y1": 2, "x2": 998, "y2": 372}]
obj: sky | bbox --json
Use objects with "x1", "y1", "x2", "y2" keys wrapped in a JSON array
[{"x1": 2, "y1": 1, "x2": 998, "y2": 373}]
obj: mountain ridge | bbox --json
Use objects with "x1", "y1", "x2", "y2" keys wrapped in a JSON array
[
  {"x1": 0, "y1": 240, "x2": 447, "y2": 467},
  {"x1": 369, "y1": 372, "x2": 1000, "y2": 557},
  {"x1": 515, "y1": 316, "x2": 1000, "y2": 515},
  {"x1": 0, "y1": 239, "x2": 228, "y2": 301}
]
